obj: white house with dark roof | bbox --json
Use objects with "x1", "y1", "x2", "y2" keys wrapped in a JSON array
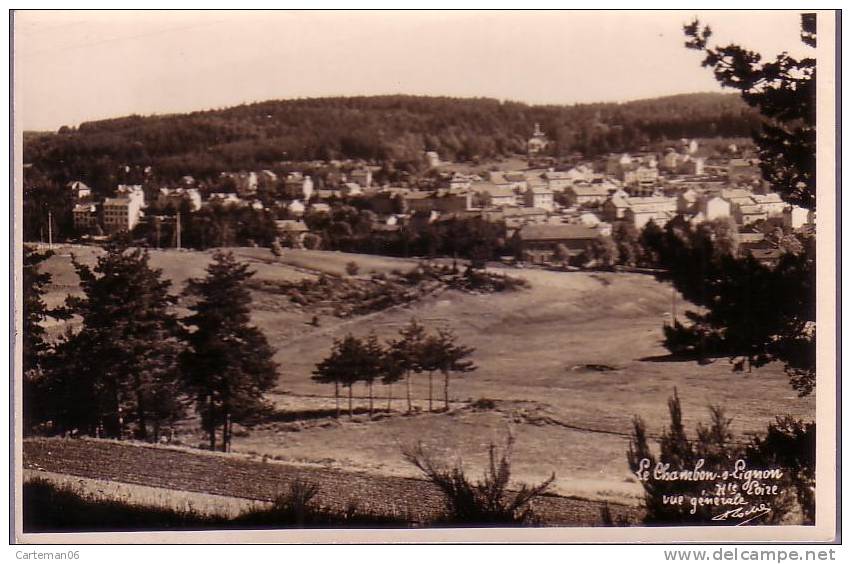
[
  {"x1": 67, "y1": 180, "x2": 92, "y2": 201},
  {"x1": 564, "y1": 183, "x2": 610, "y2": 207},
  {"x1": 207, "y1": 192, "x2": 244, "y2": 207},
  {"x1": 752, "y1": 193, "x2": 787, "y2": 216},
  {"x1": 661, "y1": 150, "x2": 682, "y2": 171},
  {"x1": 783, "y1": 206, "x2": 812, "y2": 229},
  {"x1": 287, "y1": 200, "x2": 306, "y2": 216},
  {"x1": 734, "y1": 204, "x2": 768, "y2": 226},
  {"x1": 541, "y1": 171, "x2": 575, "y2": 192},
  {"x1": 676, "y1": 188, "x2": 699, "y2": 214},
  {"x1": 116, "y1": 184, "x2": 145, "y2": 207},
  {"x1": 697, "y1": 195, "x2": 732, "y2": 221},
  {"x1": 157, "y1": 187, "x2": 202, "y2": 212},
  {"x1": 601, "y1": 194, "x2": 630, "y2": 221},
  {"x1": 473, "y1": 182, "x2": 518, "y2": 208},
  {"x1": 523, "y1": 184, "x2": 554, "y2": 211},
  {"x1": 489, "y1": 171, "x2": 528, "y2": 193},
  {"x1": 622, "y1": 196, "x2": 677, "y2": 229},
  {"x1": 284, "y1": 173, "x2": 314, "y2": 200},
  {"x1": 721, "y1": 187, "x2": 756, "y2": 207},
  {"x1": 348, "y1": 168, "x2": 373, "y2": 188},
  {"x1": 275, "y1": 219, "x2": 310, "y2": 247},
  {"x1": 513, "y1": 223, "x2": 599, "y2": 264},
  {"x1": 73, "y1": 203, "x2": 99, "y2": 232}
]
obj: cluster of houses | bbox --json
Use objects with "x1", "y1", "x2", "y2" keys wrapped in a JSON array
[
  {"x1": 73, "y1": 184, "x2": 199, "y2": 235},
  {"x1": 68, "y1": 126, "x2": 813, "y2": 266}
]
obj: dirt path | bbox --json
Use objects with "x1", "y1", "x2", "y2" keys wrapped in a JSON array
[{"x1": 23, "y1": 438, "x2": 640, "y2": 526}]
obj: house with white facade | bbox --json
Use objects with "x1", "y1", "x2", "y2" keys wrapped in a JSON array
[
  {"x1": 752, "y1": 193, "x2": 787, "y2": 216},
  {"x1": 523, "y1": 184, "x2": 554, "y2": 211},
  {"x1": 102, "y1": 196, "x2": 143, "y2": 234},
  {"x1": 697, "y1": 195, "x2": 732, "y2": 221},
  {"x1": 564, "y1": 183, "x2": 610, "y2": 207},
  {"x1": 67, "y1": 181, "x2": 93, "y2": 201},
  {"x1": 783, "y1": 206, "x2": 812, "y2": 229},
  {"x1": 73, "y1": 203, "x2": 99, "y2": 232}
]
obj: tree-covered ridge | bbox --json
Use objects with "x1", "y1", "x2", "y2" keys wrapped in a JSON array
[{"x1": 24, "y1": 93, "x2": 761, "y2": 185}]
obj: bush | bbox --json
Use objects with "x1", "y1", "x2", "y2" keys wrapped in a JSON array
[
  {"x1": 662, "y1": 319, "x2": 727, "y2": 359},
  {"x1": 471, "y1": 398, "x2": 496, "y2": 410},
  {"x1": 251, "y1": 478, "x2": 320, "y2": 527},
  {"x1": 628, "y1": 391, "x2": 806, "y2": 525},
  {"x1": 345, "y1": 261, "x2": 360, "y2": 276},
  {"x1": 302, "y1": 233, "x2": 322, "y2": 250},
  {"x1": 403, "y1": 435, "x2": 554, "y2": 525},
  {"x1": 746, "y1": 417, "x2": 815, "y2": 524}
]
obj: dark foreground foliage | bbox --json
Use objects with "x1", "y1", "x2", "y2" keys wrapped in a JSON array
[
  {"x1": 628, "y1": 392, "x2": 815, "y2": 526},
  {"x1": 23, "y1": 478, "x2": 410, "y2": 532},
  {"x1": 403, "y1": 435, "x2": 555, "y2": 525}
]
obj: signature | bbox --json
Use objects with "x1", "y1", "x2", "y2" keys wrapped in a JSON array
[{"x1": 712, "y1": 504, "x2": 772, "y2": 526}]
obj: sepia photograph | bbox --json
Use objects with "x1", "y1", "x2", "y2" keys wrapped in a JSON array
[{"x1": 11, "y1": 9, "x2": 838, "y2": 544}]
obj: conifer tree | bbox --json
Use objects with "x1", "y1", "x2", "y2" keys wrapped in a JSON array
[
  {"x1": 380, "y1": 339, "x2": 406, "y2": 413},
  {"x1": 641, "y1": 16, "x2": 819, "y2": 394},
  {"x1": 50, "y1": 242, "x2": 184, "y2": 439},
  {"x1": 388, "y1": 319, "x2": 426, "y2": 412},
  {"x1": 312, "y1": 337, "x2": 346, "y2": 418},
  {"x1": 23, "y1": 246, "x2": 53, "y2": 376},
  {"x1": 22, "y1": 246, "x2": 63, "y2": 432},
  {"x1": 361, "y1": 332, "x2": 385, "y2": 417},
  {"x1": 313, "y1": 334, "x2": 370, "y2": 419},
  {"x1": 685, "y1": 14, "x2": 816, "y2": 210},
  {"x1": 182, "y1": 251, "x2": 278, "y2": 451},
  {"x1": 430, "y1": 327, "x2": 477, "y2": 412},
  {"x1": 419, "y1": 334, "x2": 444, "y2": 413}
]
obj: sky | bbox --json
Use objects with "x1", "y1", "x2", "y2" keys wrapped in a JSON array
[{"x1": 14, "y1": 10, "x2": 811, "y2": 131}]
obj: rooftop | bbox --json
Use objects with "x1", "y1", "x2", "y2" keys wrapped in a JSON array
[{"x1": 517, "y1": 223, "x2": 599, "y2": 241}]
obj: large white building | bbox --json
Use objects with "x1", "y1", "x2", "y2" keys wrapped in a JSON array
[
  {"x1": 102, "y1": 196, "x2": 143, "y2": 233},
  {"x1": 102, "y1": 185, "x2": 145, "y2": 234}
]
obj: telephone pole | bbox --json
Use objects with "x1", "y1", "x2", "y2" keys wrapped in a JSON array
[
  {"x1": 47, "y1": 210, "x2": 53, "y2": 248},
  {"x1": 671, "y1": 286, "x2": 677, "y2": 323},
  {"x1": 175, "y1": 212, "x2": 181, "y2": 250}
]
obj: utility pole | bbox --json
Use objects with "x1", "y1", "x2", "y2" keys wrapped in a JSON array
[
  {"x1": 47, "y1": 210, "x2": 53, "y2": 249},
  {"x1": 672, "y1": 286, "x2": 677, "y2": 323}
]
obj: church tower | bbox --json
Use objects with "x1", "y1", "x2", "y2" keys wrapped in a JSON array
[{"x1": 527, "y1": 123, "x2": 549, "y2": 156}]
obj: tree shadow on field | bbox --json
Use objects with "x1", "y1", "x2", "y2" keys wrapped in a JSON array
[{"x1": 637, "y1": 353, "x2": 718, "y2": 364}]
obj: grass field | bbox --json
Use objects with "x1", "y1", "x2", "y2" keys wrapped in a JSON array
[{"x1": 34, "y1": 246, "x2": 815, "y2": 506}]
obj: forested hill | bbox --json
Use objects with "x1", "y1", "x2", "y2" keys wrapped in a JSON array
[{"x1": 24, "y1": 92, "x2": 760, "y2": 184}]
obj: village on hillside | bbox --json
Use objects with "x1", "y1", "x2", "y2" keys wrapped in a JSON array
[
  {"x1": 52, "y1": 124, "x2": 814, "y2": 270},
  {"x1": 16, "y1": 7, "x2": 828, "y2": 538}
]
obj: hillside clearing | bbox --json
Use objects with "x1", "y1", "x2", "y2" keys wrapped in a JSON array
[{"x1": 35, "y1": 247, "x2": 814, "y2": 504}]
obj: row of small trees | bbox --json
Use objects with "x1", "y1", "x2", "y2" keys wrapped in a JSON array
[
  {"x1": 312, "y1": 319, "x2": 477, "y2": 418},
  {"x1": 23, "y1": 242, "x2": 278, "y2": 452}
]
